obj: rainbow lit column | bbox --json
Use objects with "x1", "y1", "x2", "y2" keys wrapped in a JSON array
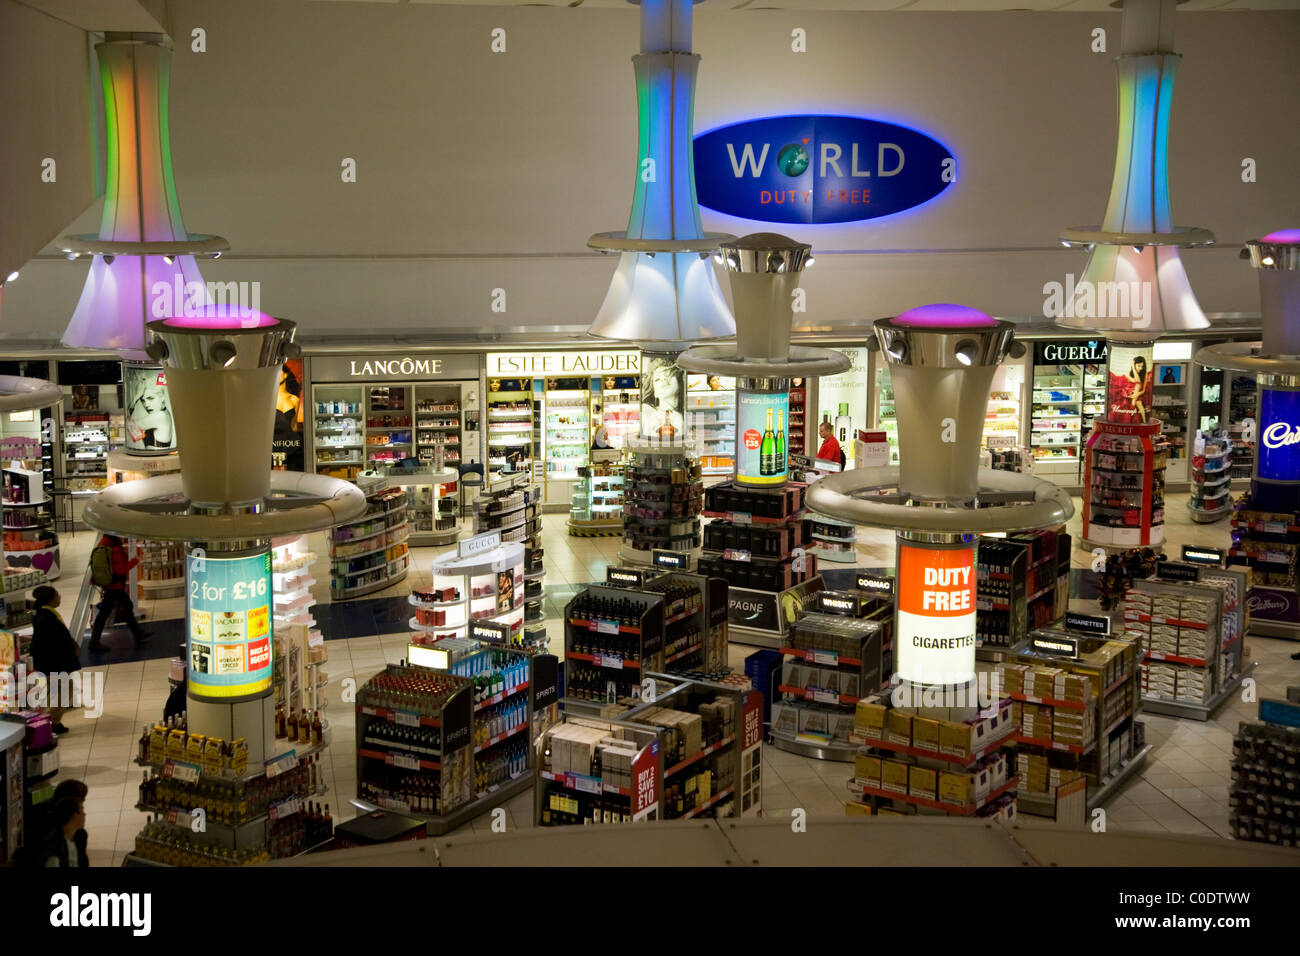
[
  {"x1": 589, "y1": 1, "x2": 735, "y2": 566},
  {"x1": 1056, "y1": 0, "x2": 1213, "y2": 551},
  {"x1": 1197, "y1": 231, "x2": 1300, "y2": 641}
]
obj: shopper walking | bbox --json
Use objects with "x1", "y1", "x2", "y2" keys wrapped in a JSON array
[
  {"x1": 40, "y1": 797, "x2": 89, "y2": 868},
  {"x1": 88, "y1": 533, "x2": 148, "y2": 651},
  {"x1": 29, "y1": 586, "x2": 80, "y2": 734},
  {"x1": 817, "y1": 420, "x2": 844, "y2": 468}
]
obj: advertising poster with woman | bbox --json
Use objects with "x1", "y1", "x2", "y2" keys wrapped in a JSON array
[
  {"x1": 273, "y1": 359, "x2": 305, "y2": 471},
  {"x1": 1107, "y1": 345, "x2": 1154, "y2": 424},
  {"x1": 125, "y1": 365, "x2": 176, "y2": 453},
  {"x1": 639, "y1": 353, "x2": 685, "y2": 440}
]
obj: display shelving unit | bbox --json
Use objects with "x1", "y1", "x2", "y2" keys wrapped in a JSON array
[
  {"x1": 389, "y1": 467, "x2": 459, "y2": 547},
  {"x1": 414, "y1": 387, "x2": 462, "y2": 467},
  {"x1": 1151, "y1": 372, "x2": 1189, "y2": 478},
  {"x1": 974, "y1": 530, "x2": 1066, "y2": 650},
  {"x1": 410, "y1": 538, "x2": 526, "y2": 647},
  {"x1": 982, "y1": 390, "x2": 1021, "y2": 449},
  {"x1": 620, "y1": 445, "x2": 704, "y2": 564},
  {"x1": 1082, "y1": 423, "x2": 1167, "y2": 548},
  {"x1": 1227, "y1": 376, "x2": 1258, "y2": 484},
  {"x1": 328, "y1": 478, "x2": 409, "y2": 599},
  {"x1": 996, "y1": 624, "x2": 1147, "y2": 818},
  {"x1": 1230, "y1": 505, "x2": 1300, "y2": 641},
  {"x1": 1124, "y1": 575, "x2": 1248, "y2": 721},
  {"x1": 1188, "y1": 431, "x2": 1233, "y2": 523},
  {"x1": 1231, "y1": 719, "x2": 1300, "y2": 847},
  {"x1": 542, "y1": 381, "x2": 589, "y2": 485},
  {"x1": 562, "y1": 584, "x2": 665, "y2": 715},
  {"x1": 686, "y1": 377, "x2": 737, "y2": 478},
  {"x1": 272, "y1": 534, "x2": 326, "y2": 717},
  {"x1": 1080, "y1": 363, "x2": 1108, "y2": 447},
  {"x1": 2, "y1": 465, "x2": 59, "y2": 581},
  {"x1": 871, "y1": 366, "x2": 900, "y2": 465},
  {"x1": 591, "y1": 376, "x2": 640, "y2": 452},
  {"x1": 536, "y1": 672, "x2": 762, "y2": 825},
  {"x1": 1030, "y1": 366, "x2": 1083, "y2": 479},
  {"x1": 312, "y1": 386, "x2": 365, "y2": 481},
  {"x1": 485, "y1": 378, "x2": 533, "y2": 483},
  {"x1": 470, "y1": 472, "x2": 547, "y2": 650},
  {"x1": 568, "y1": 458, "x2": 624, "y2": 537},
  {"x1": 354, "y1": 665, "x2": 474, "y2": 835},
  {"x1": 847, "y1": 695, "x2": 1019, "y2": 821},
  {"x1": 807, "y1": 513, "x2": 856, "y2": 563},
  {"x1": 787, "y1": 382, "x2": 807, "y2": 457},
  {"x1": 770, "y1": 605, "x2": 891, "y2": 761},
  {"x1": 364, "y1": 384, "x2": 413, "y2": 470}
]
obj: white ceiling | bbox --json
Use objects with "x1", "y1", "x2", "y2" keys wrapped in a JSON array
[
  {"x1": 312, "y1": 0, "x2": 1300, "y2": 10},
  {"x1": 10, "y1": 0, "x2": 166, "y2": 31}
]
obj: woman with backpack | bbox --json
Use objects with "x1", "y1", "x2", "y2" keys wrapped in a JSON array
[{"x1": 87, "y1": 533, "x2": 148, "y2": 652}]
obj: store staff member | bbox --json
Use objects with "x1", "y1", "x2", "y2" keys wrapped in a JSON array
[{"x1": 817, "y1": 420, "x2": 844, "y2": 468}]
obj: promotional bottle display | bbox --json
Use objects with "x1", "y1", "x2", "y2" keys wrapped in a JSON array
[
  {"x1": 736, "y1": 388, "x2": 790, "y2": 486},
  {"x1": 836, "y1": 402, "x2": 851, "y2": 446}
]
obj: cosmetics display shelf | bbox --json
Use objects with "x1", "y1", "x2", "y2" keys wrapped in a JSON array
[
  {"x1": 362, "y1": 384, "x2": 415, "y2": 469},
  {"x1": 1030, "y1": 368, "x2": 1083, "y2": 468},
  {"x1": 568, "y1": 460, "x2": 625, "y2": 537},
  {"x1": 592, "y1": 378, "x2": 641, "y2": 453},
  {"x1": 329, "y1": 479, "x2": 409, "y2": 599},
  {"x1": 697, "y1": 480, "x2": 818, "y2": 648},
  {"x1": 871, "y1": 368, "x2": 901, "y2": 466},
  {"x1": 982, "y1": 390, "x2": 1022, "y2": 449},
  {"x1": 537, "y1": 673, "x2": 762, "y2": 825},
  {"x1": 473, "y1": 472, "x2": 542, "y2": 544},
  {"x1": 769, "y1": 600, "x2": 892, "y2": 762},
  {"x1": 62, "y1": 410, "x2": 122, "y2": 496},
  {"x1": 1188, "y1": 432, "x2": 1234, "y2": 523},
  {"x1": 846, "y1": 694, "x2": 1018, "y2": 821},
  {"x1": 1082, "y1": 423, "x2": 1167, "y2": 549},
  {"x1": 686, "y1": 378, "x2": 736, "y2": 478},
  {"x1": 409, "y1": 537, "x2": 526, "y2": 647},
  {"x1": 993, "y1": 626, "x2": 1147, "y2": 818},
  {"x1": 388, "y1": 467, "x2": 460, "y2": 546},
  {"x1": 1125, "y1": 571, "x2": 1251, "y2": 721},
  {"x1": 486, "y1": 378, "x2": 534, "y2": 483},
  {"x1": 975, "y1": 529, "x2": 1068, "y2": 650},
  {"x1": 272, "y1": 534, "x2": 326, "y2": 716},
  {"x1": 1, "y1": 467, "x2": 60, "y2": 582},
  {"x1": 543, "y1": 386, "x2": 590, "y2": 483},
  {"x1": 1227, "y1": 376, "x2": 1258, "y2": 483},
  {"x1": 312, "y1": 389, "x2": 365, "y2": 480},
  {"x1": 619, "y1": 445, "x2": 704, "y2": 566},
  {"x1": 415, "y1": 394, "x2": 462, "y2": 467}
]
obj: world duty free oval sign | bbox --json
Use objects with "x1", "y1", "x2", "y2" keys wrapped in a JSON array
[{"x1": 693, "y1": 115, "x2": 955, "y2": 225}]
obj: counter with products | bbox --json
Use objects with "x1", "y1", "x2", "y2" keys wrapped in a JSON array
[
  {"x1": 1, "y1": 466, "x2": 59, "y2": 582},
  {"x1": 686, "y1": 374, "x2": 736, "y2": 477},
  {"x1": 620, "y1": 445, "x2": 704, "y2": 562},
  {"x1": 329, "y1": 479, "x2": 409, "y2": 599},
  {"x1": 1188, "y1": 431, "x2": 1233, "y2": 522},
  {"x1": 388, "y1": 467, "x2": 459, "y2": 546},
  {"x1": 569, "y1": 457, "x2": 625, "y2": 537},
  {"x1": 485, "y1": 378, "x2": 534, "y2": 482}
]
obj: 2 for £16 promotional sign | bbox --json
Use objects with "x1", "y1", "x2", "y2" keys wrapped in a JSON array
[
  {"x1": 896, "y1": 542, "x2": 976, "y2": 686},
  {"x1": 187, "y1": 552, "x2": 273, "y2": 699}
]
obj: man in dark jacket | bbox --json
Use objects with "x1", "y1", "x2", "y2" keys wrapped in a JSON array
[
  {"x1": 30, "y1": 586, "x2": 80, "y2": 734},
  {"x1": 40, "y1": 797, "x2": 89, "y2": 868},
  {"x1": 88, "y1": 533, "x2": 148, "y2": 651}
]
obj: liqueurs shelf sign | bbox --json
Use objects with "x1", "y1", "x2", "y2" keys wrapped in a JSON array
[{"x1": 693, "y1": 115, "x2": 955, "y2": 225}]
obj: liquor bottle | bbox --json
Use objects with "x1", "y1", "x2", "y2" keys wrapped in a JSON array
[
  {"x1": 300, "y1": 709, "x2": 312, "y2": 745},
  {"x1": 312, "y1": 711, "x2": 324, "y2": 747},
  {"x1": 836, "y1": 402, "x2": 851, "y2": 444},
  {"x1": 760, "y1": 407, "x2": 777, "y2": 476},
  {"x1": 286, "y1": 708, "x2": 299, "y2": 742},
  {"x1": 775, "y1": 409, "x2": 786, "y2": 467},
  {"x1": 275, "y1": 704, "x2": 286, "y2": 739}
]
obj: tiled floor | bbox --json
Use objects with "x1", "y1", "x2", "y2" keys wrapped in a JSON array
[{"x1": 43, "y1": 490, "x2": 1299, "y2": 864}]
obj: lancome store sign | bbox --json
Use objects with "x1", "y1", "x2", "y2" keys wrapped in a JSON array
[
  {"x1": 486, "y1": 351, "x2": 640, "y2": 377},
  {"x1": 312, "y1": 353, "x2": 481, "y2": 381}
]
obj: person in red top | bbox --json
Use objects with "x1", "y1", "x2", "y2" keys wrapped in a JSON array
[
  {"x1": 817, "y1": 420, "x2": 844, "y2": 468},
  {"x1": 88, "y1": 533, "x2": 148, "y2": 651}
]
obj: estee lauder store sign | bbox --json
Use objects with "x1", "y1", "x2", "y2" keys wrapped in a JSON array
[
  {"x1": 312, "y1": 353, "x2": 481, "y2": 381},
  {"x1": 486, "y1": 350, "x2": 640, "y2": 377}
]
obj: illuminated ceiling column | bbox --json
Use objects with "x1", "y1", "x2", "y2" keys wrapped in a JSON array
[
  {"x1": 1057, "y1": 0, "x2": 1213, "y2": 341},
  {"x1": 60, "y1": 33, "x2": 230, "y2": 357},
  {"x1": 587, "y1": 0, "x2": 735, "y2": 349}
]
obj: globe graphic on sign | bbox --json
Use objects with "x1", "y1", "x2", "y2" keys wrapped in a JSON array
[{"x1": 777, "y1": 143, "x2": 810, "y2": 177}]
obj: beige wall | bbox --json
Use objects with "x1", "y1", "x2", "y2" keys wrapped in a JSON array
[{"x1": 2, "y1": 1, "x2": 1296, "y2": 343}]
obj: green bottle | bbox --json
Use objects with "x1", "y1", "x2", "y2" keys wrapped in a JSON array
[
  {"x1": 760, "y1": 407, "x2": 776, "y2": 475},
  {"x1": 775, "y1": 409, "x2": 786, "y2": 468}
]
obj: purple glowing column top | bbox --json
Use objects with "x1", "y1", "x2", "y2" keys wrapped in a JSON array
[
  {"x1": 157, "y1": 309, "x2": 280, "y2": 330},
  {"x1": 1261, "y1": 229, "x2": 1300, "y2": 244},
  {"x1": 890, "y1": 303, "x2": 997, "y2": 329}
]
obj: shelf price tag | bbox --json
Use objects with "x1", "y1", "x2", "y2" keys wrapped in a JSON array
[
  {"x1": 812, "y1": 650, "x2": 839, "y2": 667},
  {"x1": 722, "y1": 549, "x2": 751, "y2": 563},
  {"x1": 163, "y1": 760, "x2": 201, "y2": 784},
  {"x1": 726, "y1": 511, "x2": 752, "y2": 525},
  {"x1": 811, "y1": 689, "x2": 839, "y2": 704},
  {"x1": 1263, "y1": 521, "x2": 1286, "y2": 535},
  {"x1": 165, "y1": 807, "x2": 186, "y2": 825},
  {"x1": 390, "y1": 753, "x2": 422, "y2": 771},
  {"x1": 976, "y1": 597, "x2": 993, "y2": 612},
  {"x1": 597, "y1": 654, "x2": 624, "y2": 670},
  {"x1": 269, "y1": 796, "x2": 302, "y2": 821},
  {"x1": 393, "y1": 710, "x2": 421, "y2": 727},
  {"x1": 265, "y1": 751, "x2": 299, "y2": 779},
  {"x1": 591, "y1": 619, "x2": 620, "y2": 635}
]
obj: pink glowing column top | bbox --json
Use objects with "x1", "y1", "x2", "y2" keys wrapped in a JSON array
[
  {"x1": 157, "y1": 310, "x2": 280, "y2": 330},
  {"x1": 1261, "y1": 229, "x2": 1300, "y2": 244},
  {"x1": 890, "y1": 303, "x2": 998, "y2": 329}
]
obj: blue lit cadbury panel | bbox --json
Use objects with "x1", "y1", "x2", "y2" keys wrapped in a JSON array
[
  {"x1": 692, "y1": 115, "x2": 954, "y2": 225},
  {"x1": 1257, "y1": 388, "x2": 1300, "y2": 483}
]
